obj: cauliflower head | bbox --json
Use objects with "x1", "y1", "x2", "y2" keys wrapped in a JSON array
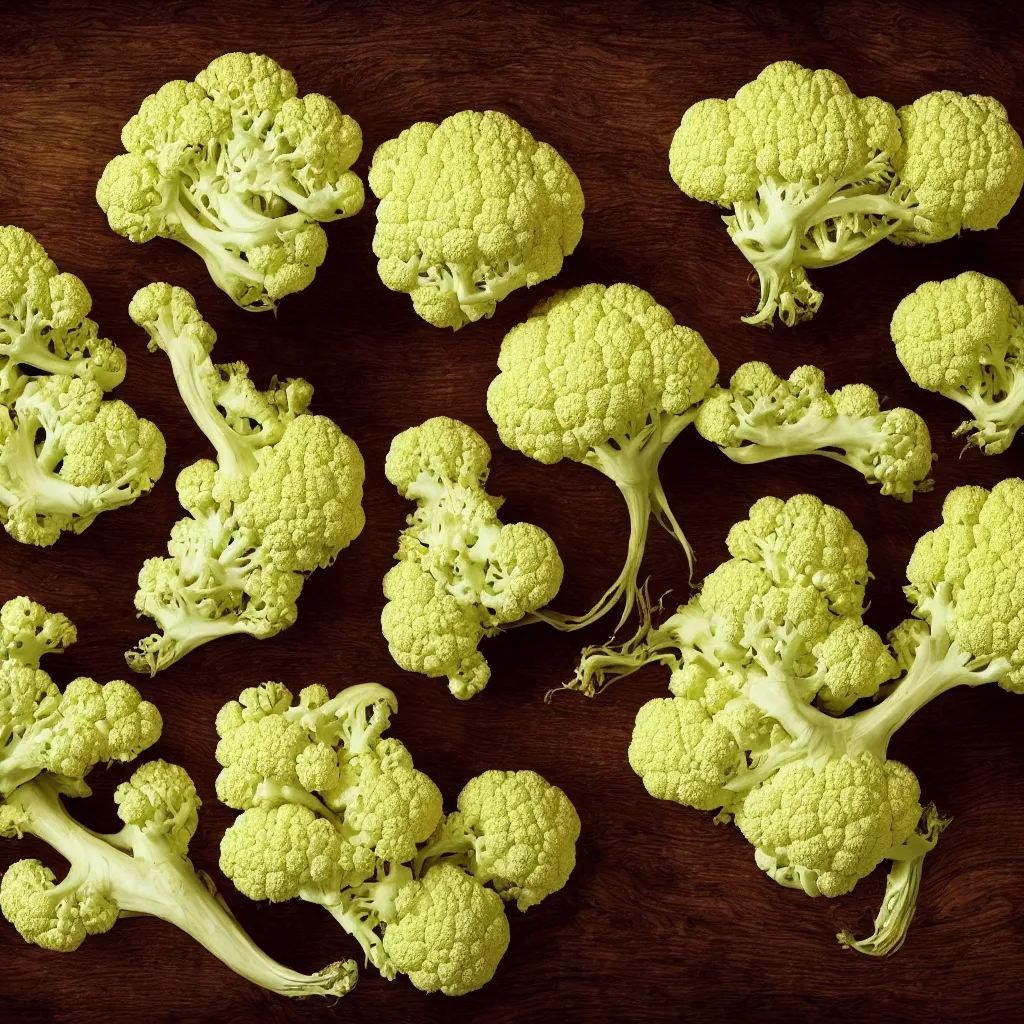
[
  {"x1": 97, "y1": 53, "x2": 364, "y2": 311},
  {"x1": 370, "y1": 109, "x2": 584, "y2": 329},
  {"x1": 381, "y1": 417, "x2": 563, "y2": 698},
  {"x1": 891, "y1": 270, "x2": 1024, "y2": 454},
  {"x1": 380, "y1": 862, "x2": 510, "y2": 995}
]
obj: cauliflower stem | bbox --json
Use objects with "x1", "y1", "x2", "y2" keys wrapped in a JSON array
[
  {"x1": 2, "y1": 770, "x2": 356, "y2": 997},
  {"x1": 529, "y1": 405, "x2": 699, "y2": 632},
  {"x1": 728, "y1": 162, "x2": 916, "y2": 326}
]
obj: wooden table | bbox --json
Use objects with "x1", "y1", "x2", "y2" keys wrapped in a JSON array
[{"x1": 2, "y1": 1, "x2": 1023, "y2": 1021}]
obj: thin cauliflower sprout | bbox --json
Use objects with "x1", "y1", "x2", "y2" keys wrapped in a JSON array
[
  {"x1": 838, "y1": 803, "x2": 948, "y2": 956},
  {"x1": 1, "y1": 772, "x2": 356, "y2": 996}
]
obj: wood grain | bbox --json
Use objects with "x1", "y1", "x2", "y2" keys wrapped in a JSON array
[{"x1": 2, "y1": 1, "x2": 1024, "y2": 1021}]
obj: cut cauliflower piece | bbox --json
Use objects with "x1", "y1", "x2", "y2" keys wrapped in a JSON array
[
  {"x1": 381, "y1": 417, "x2": 563, "y2": 698},
  {"x1": 417, "y1": 769, "x2": 581, "y2": 912},
  {"x1": 487, "y1": 282, "x2": 718, "y2": 630},
  {"x1": 125, "y1": 285, "x2": 364, "y2": 674},
  {"x1": 565, "y1": 483, "x2": 1024, "y2": 956},
  {"x1": 696, "y1": 362, "x2": 934, "y2": 501},
  {"x1": 381, "y1": 862, "x2": 510, "y2": 995},
  {"x1": 0, "y1": 597, "x2": 160, "y2": 797},
  {"x1": 0, "y1": 226, "x2": 127, "y2": 406},
  {"x1": 1, "y1": 760, "x2": 356, "y2": 996},
  {"x1": 891, "y1": 270, "x2": 1024, "y2": 454},
  {"x1": 669, "y1": 62, "x2": 1024, "y2": 325},
  {"x1": 96, "y1": 52, "x2": 364, "y2": 311},
  {"x1": 369, "y1": 109, "x2": 584, "y2": 329}
]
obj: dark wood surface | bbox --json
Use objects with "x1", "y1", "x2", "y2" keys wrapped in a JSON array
[{"x1": 2, "y1": 1, "x2": 1024, "y2": 1021}]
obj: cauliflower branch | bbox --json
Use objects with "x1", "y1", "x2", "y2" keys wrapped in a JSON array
[
  {"x1": 0, "y1": 761, "x2": 355, "y2": 997},
  {"x1": 97, "y1": 53, "x2": 364, "y2": 311},
  {"x1": 892, "y1": 270, "x2": 1024, "y2": 454},
  {"x1": 564, "y1": 484, "x2": 1024, "y2": 954},
  {"x1": 0, "y1": 226, "x2": 126, "y2": 405},
  {"x1": 381, "y1": 417, "x2": 564, "y2": 699},
  {"x1": 696, "y1": 362, "x2": 933, "y2": 501},
  {"x1": 126, "y1": 284, "x2": 364, "y2": 674},
  {"x1": 487, "y1": 283, "x2": 718, "y2": 631},
  {"x1": 215, "y1": 681, "x2": 580, "y2": 995},
  {"x1": 0, "y1": 597, "x2": 160, "y2": 796},
  {"x1": 369, "y1": 110, "x2": 584, "y2": 330},
  {"x1": 670, "y1": 62, "x2": 1024, "y2": 325}
]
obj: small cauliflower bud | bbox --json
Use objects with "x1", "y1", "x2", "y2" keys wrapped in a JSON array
[
  {"x1": 40, "y1": 677, "x2": 162, "y2": 780},
  {"x1": 381, "y1": 560, "x2": 487, "y2": 698},
  {"x1": 891, "y1": 271, "x2": 1024, "y2": 454},
  {"x1": 455, "y1": 769, "x2": 581, "y2": 911},
  {"x1": 629, "y1": 698, "x2": 743, "y2": 811},
  {"x1": 726, "y1": 494, "x2": 869, "y2": 615},
  {"x1": 893, "y1": 91, "x2": 1024, "y2": 244},
  {"x1": 812, "y1": 621, "x2": 899, "y2": 714},
  {"x1": 0, "y1": 859, "x2": 119, "y2": 952},
  {"x1": 483, "y1": 522, "x2": 564, "y2": 624},
  {"x1": 114, "y1": 760, "x2": 199, "y2": 858},
  {"x1": 213, "y1": 713, "x2": 309, "y2": 808},
  {"x1": 735, "y1": 753, "x2": 922, "y2": 898},
  {"x1": 939, "y1": 478, "x2": 1024, "y2": 691},
  {"x1": 381, "y1": 862, "x2": 510, "y2": 995},
  {"x1": 296, "y1": 742, "x2": 342, "y2": 794},
  {"x1": 369, "y1": 109, "x2": 584, "y2": 330},
  {"x1": 220, "y1": 804, "x2": 355, "y2": 904},
  {"x1": 0, "y1": 596, "x2": 77, "y2": 665},
  {"x1": 238, "y1": 415, "x2": 366, "y2": 572},
  {"x1": 343, "y1": 758, "x2": 444, "y2": 864},
  {"x1": 384, "y1": 416, "x2": 493, "y2": 497}
]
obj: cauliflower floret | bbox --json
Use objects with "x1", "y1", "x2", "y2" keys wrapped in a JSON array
[
  {"x1": 697, "y1": 362, "x2": 933, "y2": 502},
  {"x1": 629, "y1": 697, "x2": 743, "y2": 811},
  {"x1": 487, "y1": 282, "x2": 718, "y2": 630},
  {"x1": 891, "y1": 271, "x2": 1024, "y2": 454},
  {"x1": 380, "y1": 862, "x2": 510, "y2": 995},
  {"x1": 669, "y1": 62, "x2": 1024, "y2": 326},
  {"x1": 97, "y1": 53, "x2": 364, "y2": 311},
  {"x1": 369, "y1": 110, "x2": 584, "y2": 330},
  {"x1": 0, "y1": 226, "x2": 127, "y2": 406},
  {"x1": 735, "y1": 753, "x2": 922, "y2": 897},
  {"x1": 125, "y1": 285, "x2": 364, "y2": 675},
  {"x1": 381, "y1": 417, "x2": 563, "y2": 698},
  {"x1": 812, "y1": 620, "x2": 899, "y2": 714}
]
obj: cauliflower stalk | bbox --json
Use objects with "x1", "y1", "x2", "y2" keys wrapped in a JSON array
[
  {"x1": 696, "y1": 362, "x2": 933, "y2": 501},
  {"x1": 126, "y1": 284, "x2": 365, "y2": 674},
  {"x1": 215, "y1": 681, "x2": 579, "y2": 995},
  {"x1": 96, "y1": 52, "x2": 364, "y2": 311},
  {"x1": 381, "y1": 417, "x2": 564, "y2": 699},
  {"x1": 0, "y1": 228, "x2": 163, "y2": 547},
  {"x1": 0, "y1": 226, "x2": 127, "y2": 406},
  {"x1": 0, "y1": 597, "x2": 159, "y2": 796},
  {"x1": 0, "y1": 761, "x2": 356, "y2": 997},
  {"x1": 567, "y1": 485, "x2": 1024, "y2": 955},
  {"x1": 670, "y1": 61, "x2": 1024, "y2": 325},
  {"x1": 369, "y1": 110, "x2": 584, "y2": 330},
  {"x1": 891, "y1": 270, "x2": 1024, "y2": 454},
  {"x1": 487, "y1": 283, "x2": 719, "y2": 630}
]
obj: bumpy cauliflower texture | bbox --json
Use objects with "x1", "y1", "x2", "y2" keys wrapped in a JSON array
[
  {"x1": 670, "y1": 62, "x2": 1024, "y2": 325},
  {"x1": 381, "y1": 417, "x2": 563, "y2": 698},
  {"x1": 568, "y1": 484, "x2": 1024, "y2": 954},
  {"x1": 696, "y1": 362, "x2": 933, "y2": 501},
  {"x1": 488, "y1": 282, "x2": 718, "y2": 629},
  {"x1": 891, "y1": 271, "x2": 1024, "y2": 453},
  {"x1": 125, "y1": 284, "x2": 364, "y2": 674},
  {"x1": 369, "y1": 109, "x2": 584, "y2": 329},
  {"x1": 96, "y1": 52, "x2": 364, "y2": 311}
]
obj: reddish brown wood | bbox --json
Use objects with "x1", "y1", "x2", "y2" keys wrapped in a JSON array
[{"x1": 2, "y1": 1, "x2": 1023, "y2": 1020}]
